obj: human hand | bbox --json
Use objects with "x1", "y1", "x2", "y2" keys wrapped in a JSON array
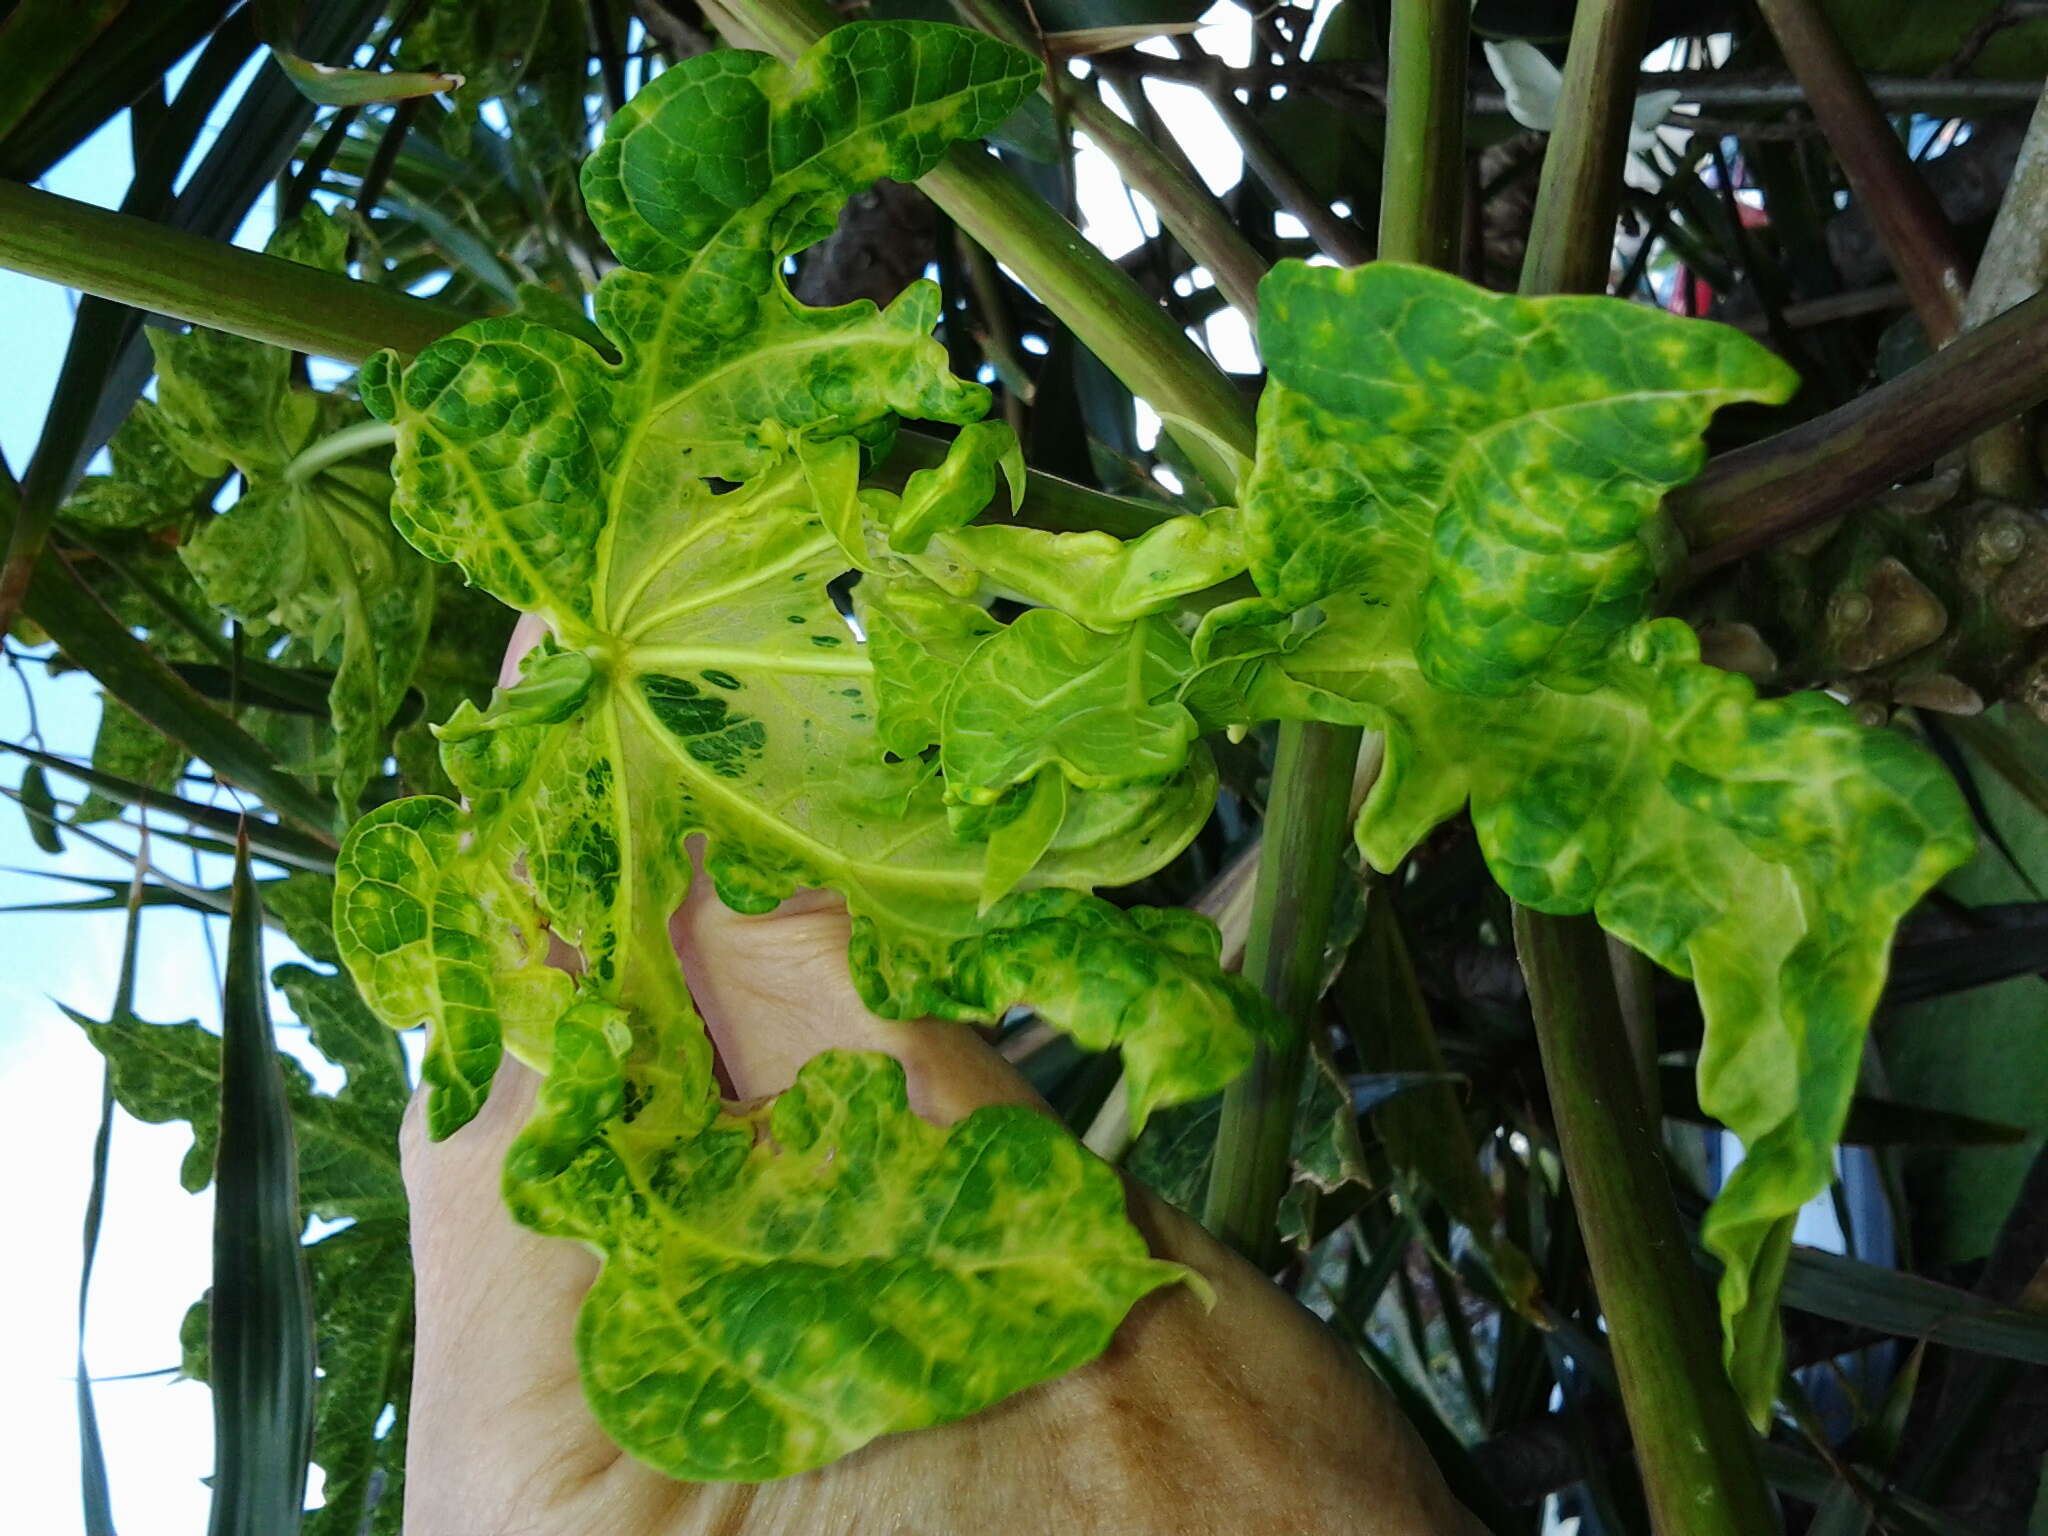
[
  {"x1": 397, "y1": 620, "x2": 1481, "y2": 1535},
  {"x1": 400, "y1": 879, "x2": 1482, "y2": 1535}
]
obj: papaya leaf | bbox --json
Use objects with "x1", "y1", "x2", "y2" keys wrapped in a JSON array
[
  {"x1": 507, "y1": 1021, "x2": 1181, "y2": 1480},
  {"x1": 56, "y1": 397, "x2": 218, "y2": 533},
  {"x1": 877, "y1": 441, "x2": 1248, "y2": 627},
  {"x1": 298, "y1": 1221, "x2": 411, "y2": 1536},
  {"x1": 886, "y1": 418, "x2": 1024, "y2": 552},
  {"x1": 939, "y1": 609, "x2": 1198, "y2": 803},
  {"x1": 69, "y1": 989, "x2": 405, "y2": 1225},
  {"x1": 261, "y1": 871, "x2": 343, "y2": 966},
  {"x1": 854, "y1": 572, "x2": 1000, "y2": 759},
  {"x1": 139, "y1": 206, "x2": 435, "y2": 813},
  {"x1": 318, "y1": 18, "x2": 1970, "y2": 1475},
  {"x1": 1231, "y1": 261, "x2": 1976, "y2": 1423},
  {"x1": 917, "y1": 260, "x2": 1974, "y2": 1416},
  {"x1": 1246, "y1": 261, "x2": 1795, "y2": 695},
  {"x1": 66, "y1": 1006, "x2": 221, "y2": 1195},
  {"x1": 338, "y1": 21, "x2": 1263, "y2": 1482}
]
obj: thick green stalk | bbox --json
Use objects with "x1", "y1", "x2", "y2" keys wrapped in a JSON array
[
  {"x1": 921, "y1": 148, "x2": 1253, "y2": 492},
  {"x1": 1517, "y1": 0, "x2": 1649, "y2": 296},
  {"x1": 1201, "y1": 0, "x2": 1465, "y2": 1264},
  {"x1": 1673, "y1": 285, "x2": 2048, "y2": 572},
  {"x1": 0, "y1": 188, "x2": 1179, "y2": 550},
  {"x1": 1199, "y1": 718, "x2": 1359, "y2": 1261},
  {"x1": 701, "y1": 0, "x2": 1256, "y2": 494},
  {"x1": 1514, "y1": 909, "x2": 1780, "y2": 1536},
  {"x1": 947, "y1": 0, "x2": 1266, "y2": 321},
  {"x1": 0, "y1": 179, "x2": 465, "y2": 362},
  {"x1": 1378, "y1": 0, "x2": 1467, "y2": 271},
  {"x1": 1515, "y1": 4, "x2": 1780, "y2": 1530},
  {"x1": 0, "y1": 281, "x2": 122, "y2": 634}
]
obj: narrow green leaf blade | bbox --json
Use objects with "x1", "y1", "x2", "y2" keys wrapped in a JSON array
[
  {"x1": 1781, "y1": 1246, "x2": 2048, "y2": 1366},
  {"x1": 274, "y1": 51, "x2": 461, "y2": 107},
  {"x1": 207, "y1": 838, "x2": 314, "y2": 1536},
  {"x1": 8, "y1": 741, "x2": 335, "y2": 872},
  {"x1": 77, "y1": 1060, "x2": 117, "y2": 1536}
]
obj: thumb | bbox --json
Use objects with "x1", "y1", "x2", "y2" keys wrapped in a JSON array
[{"x1": 667, "y1": 866, "x2": 1039, "y2": 1125}]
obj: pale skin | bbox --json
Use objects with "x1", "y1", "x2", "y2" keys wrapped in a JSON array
[{"x1": 399, "y1": 620, "x2": 1483, "y2": 1535}]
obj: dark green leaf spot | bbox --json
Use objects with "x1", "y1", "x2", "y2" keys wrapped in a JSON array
[{"x1": 642, "y1": 674, "x2": 766, "y2": 780}]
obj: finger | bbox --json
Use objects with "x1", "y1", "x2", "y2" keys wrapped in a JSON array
[
  {"x1": 399, "y1": 1060, "x2": 619, "y2": 1528},
  {"x1": 500, "y1": 610, "x2": 548, "y2": 685},
  {"x1": 668, "y1": 862, "x2": 1039, "y2": 1125}
]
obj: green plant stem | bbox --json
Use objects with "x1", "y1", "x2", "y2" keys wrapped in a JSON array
[
  {"x1": 1517, "y1": 0, "x2": 1649, "y2": 296},
  {"x1": 1514, "y1": 4, "x2": 1780, "y2": 1529},
  {"x1": 0, "y1": 179, "x2": 466, "y2": 363},
  {"x1": 1607, "y1": 934, "x2": 1662, "y2": 1121},
  {"x1": 953, "y1": 228, "x2": 1034, "y2": 434},
  {"x1": 0, "y1": 188, "x2": 1177, "y2": 549},
  {"x1": 1514, "y1": 908, "x2": 1779, "y2": 1536},
  {"x1": 1212, "y1": 0, "x2": 1481, "y2": 1272},
  {"x1": 0, "y1": 283, "x2": 120, "y2": 634},
  {"x1": 282, "y1": 420, "x2": 397, "y2": 483},
  {"x1": 947, "y1": 0, "x2": 1266, "y2": 321},
  {"x1": 921, "y1": 147, "x2": 1254, "y2": 492},
  {"x1": 937, "y1": 146, "x2": 1253, "y2": 481},
  {"x1": 1200, "y1": 718, "x2": 1360, "y2": 1262},
  {"x1": 1200, "y1": 0, "x2": 1464, "y2": 1265},
  {"x1": 1128, "y1": 54, "x2": 2048, "y2": 118},
  {"x1": 1674, "y1": 284, "x2": 2048, "y2": 573},
  {"x1": 1378, "y1": 0, "x2": 1467, "y2": 271},
  {"x1": 1753, "y1": 0, "x2": 1967, "y2": 345},
  {"x1": 700, "y1": 0, "x2": 1256, "y2": 496}
]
